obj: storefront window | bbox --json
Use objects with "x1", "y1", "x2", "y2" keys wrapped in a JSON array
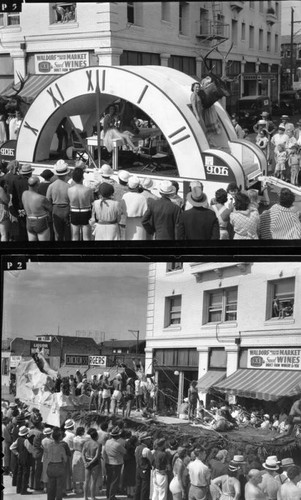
[
  {"x1": 7, "y1": 13, "x2": 20, "y2": 25},
  {"x1": 206, "y1": 287, "x2": 237, "y2": 323},
  {"x1": 165, "y1": 295, "x2": 182, "y2": 326},
  {"x1": 166, "y1": 262, "x2": 183, "y2": 272},
  {"x1": 269, "y1": 278, "x2": 295, "y2": 319}
]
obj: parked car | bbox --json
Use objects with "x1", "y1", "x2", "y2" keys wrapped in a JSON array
[
  {"x1": 237, "y1": 95, "x2": 272, "y2": 129},
  {"x1": 279, "y1": 90, "x2": 301, "y2": 114},
  {"x1": 271, "y1": 101, "x2": 293, "y2": 117}
]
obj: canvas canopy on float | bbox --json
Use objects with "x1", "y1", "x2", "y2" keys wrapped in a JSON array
[
  {"x1": 213, "y1": 368, "x2": 301, "y2": 401},
  {"x1": 197, "y1": 370, "x2": 226, "y2": 392}
]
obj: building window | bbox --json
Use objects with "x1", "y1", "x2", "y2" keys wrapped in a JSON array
[
  {"x1": 206, "y1": 287, "x2": 237, "y2": 323},
  {"x1": 166, "y1": 262, "x2": 183, "y2": 272},
  {"x1": 199, "y1": 8, "x2": 209, "y2": 36},
  {"x1": 2, "y1": 357, "x2": 9, "y2": 375},
  {"x1": 179, "y1": 2, "x2": 189, "y2": 35},
  {"x1": 127, "y1": 2, "x2": 134, "y2": 24},
  {"x1": 249, "y1": 25, "x2": 254, "y2": 49},
  {"x1": 259, "y1": 29, "x2": 263, "y2": 50},
  {"x1": 269, "y1": 278, "x2": 295, "y2": 320},
  {"x1": 120, "y1": 51, "x2": 160, "y2": 66},
  {"x1": 161, "y1": 2, "x2": 171, "y2": 22},
  {"x1": 165, "y1": 295, "x2": 182, "y2": 327},
  {"x1": 232, "y1": 19, "x2": 238, "y2": 46},
  {"x1": 259, "y1": 1, "x2": 264, "y2": 12},
  {"x1": 267, "y1": 31, "x2": 271, "y2": 52},
  {"x1": 168, "y1": 55, "x2": 196, "y2": 76},
  {"x1": 7, "y1": 12, "x2": 20, "y2": 25},
  {"x1": 241, "y1": 22, "x2": 246, "y2": 40},
  {"x1": 51, "y1": 3, "x2": 76, "y2": 23},
  {"x1": 275, "y1": 34, "x2": 278, "y2": 53}
]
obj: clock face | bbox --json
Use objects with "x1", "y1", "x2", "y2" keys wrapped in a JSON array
[{"x1": 16, "y1": 65, "x2": 207, "y2": 180}]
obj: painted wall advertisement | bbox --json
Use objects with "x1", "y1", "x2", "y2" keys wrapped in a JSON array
[
  {"x1": 30, "y1": 341, "x2": 50, "y2": 357},
  {"x1": 35, "y1": 52, "x2": 89, "y2": 74},
  {"x1": 247, "y1": 348, "x2": 301, "y2": 371}
]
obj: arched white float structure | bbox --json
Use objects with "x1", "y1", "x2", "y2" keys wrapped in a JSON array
[{"x1": 16, "y1": 65, "x2": 266, "y2": 196}]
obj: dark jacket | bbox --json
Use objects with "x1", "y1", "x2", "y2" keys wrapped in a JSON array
[
  {"x1": 177, "y1": 206, "x2": 220, "y2": 240},
  {"x1": 142, "y1": 196, "x2": 181, "y2": 240}
]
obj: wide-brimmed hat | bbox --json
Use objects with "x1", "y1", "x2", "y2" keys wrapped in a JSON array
[
  {"x1": 54, "y1": 159, "x2": 70, "y2": 176},
  {"x1": 142, "y1": 177, "x2": 154, "y2": 190},
  {"x1": 110, "y1": 426, "x2": 121, "y2": 437},
  {"x1": 28, "y1": 175, "x2": 40, "y2": 187},
  {"x1": 262, "y1": 456, "x2": 280, "y2": 470},
  {"x1": 20, "y1": 164, "x2": 34, "y2": 175},
  {"x1": 98, "y1": 182, "x2": 114, "y2": 198},
  {"x1": 40, "y1": 169, "x2": 54, "y2": 181},
  {"x1": 9, "y1": 402, "x2": 18, "y2": 408},
  {"x1": 64, "y1": 419, "x2": 75, "y2": 430},
  {"x1": 258, "y1": 120, "x2": 267, "y2": 125},
  {"x1": 232, "y1": 455, "x2": 246, "y2": 463},
  {"x1": 128, "y1": 175, "x2": 140, "y2": 190},
  {"x1": 281, "y1": 458, "x2": 294, "y2": 467},
  {"x1": 228, "y1": 464, "x2": 240, "y2": 472},
  {"x1": 118, "y1": 170, "x2": 130, "y2": 183},
  {"x1": 43, "y1": 427, "x2": 53, "y2": 436},
  {"x1": 19, "y1": 426, "x2": 29, "y2": 437},
  {"x1": 281, "y1": 115, "x2": 289, "y2": 120},
  {"x1": 100, "y1": 164, "x2": 113, "y2": 177},
  {"x1": 278, "y1": 125, "x2": 286, "y2": 130},
  {"x1": 159, "y1": 180, "x2": 176, "y2": 196},
  {"x1": 261, "y1": 111, "x2": 269, "y2": 117},
  {"x1": 186, "y1": 186, "x2": 208, "y2": 207}
]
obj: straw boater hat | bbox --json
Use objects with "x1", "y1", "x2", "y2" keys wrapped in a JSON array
[
  {"x1": 186, "y1": 186, "x2": 208, "y2": 208},
  {"x1": 262, "y1": 456, "x2": 280, "y2": 471},
  {"x1": 64, "y1": 419, "x2": 75, "y2": 430},
  {"x1": 118, "y1": 170, "x2": 130, "y2": 183},
  {"x1": 232, "y1": 455, "x2": 246, "y2": 464},
  {"x1": 100, "y1": 164, "x2": 113, "y2": 177},
  {"x1": 110, "y1": 426, "x2": 121, "y2": 437},
  {"x1": 18, "y1": 426, "x2": 29, "y2": 437},
  {"x1": 281, "y1": 458, "x2": 294, "y2": 467},
  {"x1": 159, "y1": 180, "x2": 176, "y2": 196},
  {"x1": 54, "y1": 159, "x2": 70, "y2": 176},
  {"x1": 128, "y1": 176, "x2": 140, "y2": 190},
  {"x1": 142, "y1": 177, "x2": 154, "y2": 190},
  {"x1": 281, "y1": 115, "x2": 289, "y2": 120},
  {"x1": 19, "y1": 164, "x2": 34, "y2": 175},
  {"x1": 43, "y1": 427, "x2": 53, "y2": 436}
]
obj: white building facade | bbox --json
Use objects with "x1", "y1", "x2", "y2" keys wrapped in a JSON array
[
  {"x1": 0, "y1": 2, "x2": 282, "y2": 111},
  {"x1": 145, "y1": 262, "x2": 301, "y2": 413}
]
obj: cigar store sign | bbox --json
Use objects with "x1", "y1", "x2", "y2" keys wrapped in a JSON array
[
  {"x1": 247, "y1": 348, "x2": 301, "y2": 370},
  {"x1": 35, "y1": 52, "x2": 89, "y2": 74}
]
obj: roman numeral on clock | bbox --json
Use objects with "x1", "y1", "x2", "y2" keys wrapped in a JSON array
[
  {"x1": 168, "y1": 126, "x2": 190, "y2": 145},
  {"x1": 46, "y1": 83, "x2": 65, "y2": 108}
]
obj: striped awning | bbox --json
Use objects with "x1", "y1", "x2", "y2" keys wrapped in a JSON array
[
  {"x1": 197, "y1": 370, "x2": 226, "y2": 392},
  {"x1": 214, "y1": 369, "x2": 301, "y2": 401},
  {"x1": 2, "y1": 74, "x2": 59, "y2": 103}
]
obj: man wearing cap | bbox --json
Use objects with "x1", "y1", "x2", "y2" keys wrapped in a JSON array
[
  {"x1": 46, "y1": 159, "x2": 71, "y2": 240},
  {"x1": 277, "y1": 458, "x2": 295, "y2": 485},
  {"x1": 103, "y1": 426, "x2": 127, "y2": 500},
  {"x1": 279, "y1": 115, "x2": 294, "y2": 134},
  {"x1": 67, "y1": 166, "x2": 94, "y2": 241},
  {"x1": 142, "y1": 180, "x2": 181, "y2": 240},
  {"x1": 21, "y1": 176, "x2": 52, "y2": 241},
  {"x1": 10, "y1": 425, "x2": 32, "y2": 494},
  {"x1": 11, "y1": 163, "x2": 35, "y2": 241},
  {"x1": 177, "y1": 186, "x2": 219, "y2": 240}
]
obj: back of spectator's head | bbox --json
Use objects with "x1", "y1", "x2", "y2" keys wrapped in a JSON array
[
  {"x1": 72, "y1": 167, "x2": 84, "y2": 184},
  {"x1": 279, "y1": 188, "x2": 295, "y2": 208},
  {"x1": 171, "y1": 180, "x2": 180, "y2": 193},
  {"x1": 247, "y1": 189, "x2": 259, "y2": 205},
  {"x1": 87, "y1": 427, "x2": 98, "y2": 440},
  {"x1": 76, "y1": 426, "x2": 85, "y2": 436},
  {"x1": 287, "y1": 465, "x2": 301, "y2": 481},
  {"x1": 234, "y1": 192, "x2": 250, "y2": 211},
  {"x1": 52, "y1": 427, "x2": 62, "y2": 442},
  {"x1": 227, "y1": 182, "x2": 239, "y2": 194},
  {"x1": 215, "y1": 188, "x2": 228, "y2": 205}
]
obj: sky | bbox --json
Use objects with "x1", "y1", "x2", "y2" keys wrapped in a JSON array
[
  {"x1": 281, "y1": 0, "x2": 301, "y2": 36},
  {"x1": 2, "y1": 261, "x2": 149, "y2": 343}
]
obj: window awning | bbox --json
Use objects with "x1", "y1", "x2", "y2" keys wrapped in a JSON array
[
  {"x1": 213, "y1": 369, "x2": 301, "y2": 401},
  {"x1": 2, "y1": 74, "x2": 60, "y2": 103},
  {"x1": 197, "y1": 370, "x2": 226, "y2": 392}
]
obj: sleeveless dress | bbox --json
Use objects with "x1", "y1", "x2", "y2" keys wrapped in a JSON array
[{"x1": 72, "y1": 436, "x2": 87, "y2": 483}]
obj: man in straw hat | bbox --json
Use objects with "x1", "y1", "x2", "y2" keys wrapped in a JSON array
[
  {"x1": 260, "y1": 456, "x2": 280, "y2": 500},
  {"x1": 10, "y1": 425, "x2": 32, "y2": 494},
  {"x1": 21, "y1": 176, "x2": 52, "y2": 241},
  {"x1": 142, "y1": 180, "x2": 181, "y2": 240},
  {"x1": 177, "y1": 185, "x2": 219, "y2": 240},
  {"x1": 103, "y1": 426, "x2": 126, "y2": 500},
  {"x1": 11, "y1": 163, "x2": 35, "y2": 241},
  {"x1": 46, "y1": 159, "x2": 71, "y2": 240}
]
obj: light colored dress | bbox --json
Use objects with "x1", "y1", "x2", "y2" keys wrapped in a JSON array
[
  {"x1": 92, "y1": 198, "x2": 122, "y2": 240},
  {"x1": 72, "y1": 436, "x2": 87, "y2": 483},
  {"x1": 211, "y1": 204, "x2": 230, "y2": 240},
  {"x1": 230, "y1": 209, "x2": 259, "y2": 239},
  {"x1": 121, "y1": 191, "x2": 148, "y2": 240},
  {"x1": 41, "y1": 436, "x2": 54, "y2": 484}
]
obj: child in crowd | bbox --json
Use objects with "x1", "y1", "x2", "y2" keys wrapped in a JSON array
[
  {"x1": 274, "y1": 143, "x2": 287, "y2": 180},
  {"x1": 247, "y1": 189, "x2": 260, "y2": 213},
  {"x1": 288, "y1": 144, "x2": 300, "y2": 186},
  {"x1": 256, "y1": 129, "x2": 270, "y2": 159}
]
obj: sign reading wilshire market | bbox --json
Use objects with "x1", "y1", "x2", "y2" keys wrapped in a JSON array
[{"x1": 247, "y1": 348, "x2": 301, "y2": 370}]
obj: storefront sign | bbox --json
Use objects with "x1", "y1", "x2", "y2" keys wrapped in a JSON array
[
  {"x1": 30, "y1": 341, "x2": 50, "y2": 357},
  {"x1": 89, "y1": 355, "x2": 107, "y2": 367},
  {"x1": 35, "y1": 52, "x2": 89, "y2": 74},
  {"x1": 65, "y1": 354, "x2": 89, "y2": 366},
  {"x1": 10, "y1": 356, "x2": 22, "y2": 368},
  {"x1": 0, "y1": 140, "x2": 17, "y2": 161},
  {"x1": 247, "y1": 348, "x2": 301, "y2": 370}
]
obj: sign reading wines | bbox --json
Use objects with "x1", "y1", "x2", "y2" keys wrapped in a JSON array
[{"x1": 247, "y1": 348, "x2": 301, "y2": 370}]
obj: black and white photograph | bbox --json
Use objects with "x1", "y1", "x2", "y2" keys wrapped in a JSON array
[
  {"x1": 1, "y1": 258, "x2": 301, "y2": 500},
  {"x1": 0, "y1": 1, "x2": 301, "y2": 243}
]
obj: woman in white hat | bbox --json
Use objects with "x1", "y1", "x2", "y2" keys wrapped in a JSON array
[
  {"x1": 90, "y1": 182, "x2": 122, "y2": 240},
  {"x1": 121, "y1": 176, "x2": 148, "y2": 240},
  {"x1": 211, "y1": 464, "x2": 241, "y2": 500}
]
